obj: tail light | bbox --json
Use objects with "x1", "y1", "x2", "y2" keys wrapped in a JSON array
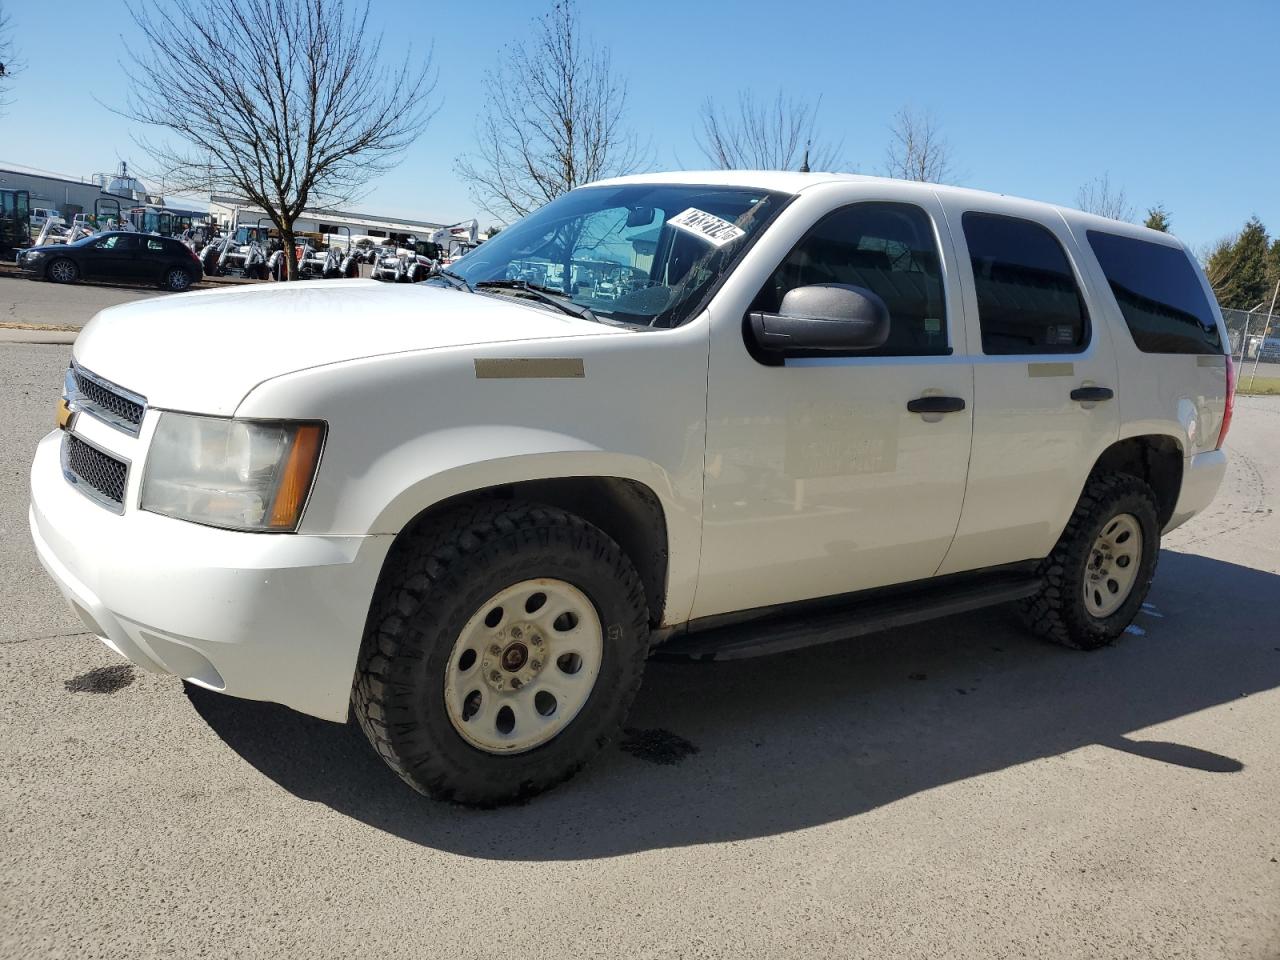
[{"x1": 1216, "y1": 354, "x2": 1236, "y2": 450}]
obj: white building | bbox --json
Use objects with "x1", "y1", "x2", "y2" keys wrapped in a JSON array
[
  {"x1": 0, "y1": 161, "x2": 151, "y2": 220},
  {"x1": 0, "y1": 160, "x2": 206, "y2": 228},
  {"x1": 208, "y1": 194, "x2": 449, "y2": 244}
]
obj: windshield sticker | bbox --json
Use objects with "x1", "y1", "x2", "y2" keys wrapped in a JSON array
[{"x1": 668, "y1": 208, "x2": 746, "y2": 247}]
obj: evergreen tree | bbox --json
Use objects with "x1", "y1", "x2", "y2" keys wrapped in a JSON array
[
  {"x1": 1206, "y1": 217, "x2": 1271, "y2": 309},
  {"x1": 1144, "y1": 205, "x2": 1171, "y2": 232},
  {"x1": 1266, "y1": 238, "x2": 1280, "y2": 305}
]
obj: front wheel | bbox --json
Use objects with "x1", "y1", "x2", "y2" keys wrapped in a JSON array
[
  {"x1": 46, "y1": 258, "x2": 79, "y2": 284},
  {"x1": 352, "y1": 501, "x2": 650, "y2": 806},
  {"x1": 1019, "y1": 474, "x2": 1160, "y2": 650}
]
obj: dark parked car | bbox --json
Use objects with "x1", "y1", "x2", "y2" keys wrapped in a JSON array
[{"x1": 15, "y1": 232, "x2": 203, "y2": 291}]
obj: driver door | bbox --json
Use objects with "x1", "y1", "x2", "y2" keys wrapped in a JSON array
[
  {"x1": 694, "y1": 192, "x2": 975, "y2": 619},
  {"x1": 84, "y1": 234, "x2": 140, "y2": 281}
]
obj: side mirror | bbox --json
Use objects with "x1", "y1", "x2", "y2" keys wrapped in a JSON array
[{"x1": 747, "y1": 284, "x2": 890, "y2": 359}]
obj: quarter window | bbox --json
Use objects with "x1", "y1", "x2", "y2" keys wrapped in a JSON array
[
  {"x1": 751, "y1": 202, "x2": 949, "y2": 356},
  {"x1": 962, "y1": 212, "x2": 1088, "y2": 354},
  {"x1": 1086, "y1": 231, "x2": 1221, "y2": 355}
]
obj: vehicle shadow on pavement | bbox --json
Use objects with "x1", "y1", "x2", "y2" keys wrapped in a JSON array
[{"x1": 187, "y1": 550, "x2": 1279, "y2": 860}]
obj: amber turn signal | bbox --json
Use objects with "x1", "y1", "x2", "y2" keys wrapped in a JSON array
[{"x1": 269, "y1": 424, "x2": 326, "y2": 529}]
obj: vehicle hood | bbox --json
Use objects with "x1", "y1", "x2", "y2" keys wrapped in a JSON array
[
  {"x1": 72, "y1": 279, "x2": 624, "y2": 416},
  {"x1": 21, "y1": 243, "x2": 80, "y2": 255}
]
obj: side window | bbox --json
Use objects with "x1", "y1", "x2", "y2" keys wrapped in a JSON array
[
  {"x1": 962, "y1": 212, "x2": 1089, "y2": 355},
  {"x1": 1087, "y1": 231, "x2": 1221, "y2": 355},
  {"x1": 751, "y1": 202, "x2": 949, "y2": 356},
  {"x1": 93, "y1": 235, "x2": 120, "y2": 250},
  {"x1": 146, "y1": 238, "x2": 165, "y2": 252}
]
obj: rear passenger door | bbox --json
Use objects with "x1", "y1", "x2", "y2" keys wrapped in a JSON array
[
  {"x1": 936, "y1": 203, "x2": 1120, "y2": 575},
  {"x1": 141, "y1": 236, "x2": 171, "y2": 282}
]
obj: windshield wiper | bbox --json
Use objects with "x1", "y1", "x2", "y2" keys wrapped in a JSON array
[
  {"x1": 474, "y1": 279, "x2": 598, "y2": 323},
  {"x1": 432, "y1": 269, "x2": 473, "y2": 292}
]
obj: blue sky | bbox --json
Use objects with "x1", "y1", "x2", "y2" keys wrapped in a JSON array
[{"x1": 2, "y1": 0, "x2": 1276, "y2": 249}]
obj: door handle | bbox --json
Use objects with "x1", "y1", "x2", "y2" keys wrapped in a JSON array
[
  {"x1": 907, "y1": 396, "x2": 966, "y2": 414},
  {"x1": 1070, "y1": 386, "x2": 1114, "y2": 402}
]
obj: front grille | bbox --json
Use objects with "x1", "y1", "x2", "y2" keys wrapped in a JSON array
[
  {"x1": 70, "y1": 364, "x2": 145, "y2": 435},
  {"x1": 62, "y1": 434, "x2": 129, "y2": 512}
]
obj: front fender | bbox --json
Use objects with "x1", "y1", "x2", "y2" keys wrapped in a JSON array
[
  {"x1": 347, "y1": 429, "x2": 701, "y2": 625},
  {"x1": 361, "y1": 425, "x2": 682, "y2": 535},
  {"x1": 235, "y1": 326, "x2": 710, "y2": 624}
]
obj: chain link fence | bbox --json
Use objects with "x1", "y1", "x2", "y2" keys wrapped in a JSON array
[{"x1": 1221, "y1": 307, "x2": 1278, "y2": 362}]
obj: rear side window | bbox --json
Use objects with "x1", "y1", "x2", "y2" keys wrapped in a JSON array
[
  {"x1": 93, "y1": 234, "x2": 138, "y2": 251},
  {"x1": 962, "y1": 212, "x2": 1089, "y2": 354},
  {"x1": 752, "y1": 202, "x2": 949, "y2": 356},
  {"x1": 145, "y1": 238, "x2": 165, "y2": 252},
  {"x1": 1086, "y1": 231, "x2": 1221, "y2": 355}
]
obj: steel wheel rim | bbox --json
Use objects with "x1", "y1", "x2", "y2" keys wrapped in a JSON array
[
  {"x1": 444, "y1": 578, "x2": 604, "y2": 754},
  {"x1": 168, "y1": 269, "x2": 190, "y2": 290},
  {"x1": 49, "y1": 260, "x2": 75, "y2": 282},
  {"x1": 1083, "y1": 513, "x2": 1142, "y2": 618}
]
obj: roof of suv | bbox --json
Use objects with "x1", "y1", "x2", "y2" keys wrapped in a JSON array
[{"x1": 590, "y1": 170, "x2": 1184, "y2": 249}]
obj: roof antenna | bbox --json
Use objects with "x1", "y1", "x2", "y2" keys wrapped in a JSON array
[{"x1": 799, "y1": 143, "x2": 811, "y2": 173}]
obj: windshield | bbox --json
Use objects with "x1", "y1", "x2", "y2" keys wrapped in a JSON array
[{"x1": 448, "y1": 184, "x2": 788, "y2": 327}]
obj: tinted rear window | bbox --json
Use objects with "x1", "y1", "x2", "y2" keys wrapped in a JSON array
[
  {"x1": 1086, "y1": 231, "x2": 1221, "y2": 355},
  {"x1": 962, "y1": 212, "x2": 1089, "y2": 355}
]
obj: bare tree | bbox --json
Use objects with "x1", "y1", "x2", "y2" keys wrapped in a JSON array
[
  {"x1": 696, "y1": 90, "x2": 843, "y2": 171},
  {"x1": 885, "y1": 107, "x2": 954, "y2": 183},
  {"x1": 122, "y1": 0, "x2": 436, "y2": 279},
  {"x1": 456, "y1": 1, "x2": 643, "y2": 222},
  {"x1": 1075, "y1": 173, "x2": 1135, "y2": 222},
  {"x1": 0, "y1": 1, "x2": 21, "y2": 115}
]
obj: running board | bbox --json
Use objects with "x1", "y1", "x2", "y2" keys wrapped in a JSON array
[{"x1": 654, "y1": 573, "x2": 1042, "y2": 662}]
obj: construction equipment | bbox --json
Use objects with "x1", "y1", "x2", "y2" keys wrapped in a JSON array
[
  {"x1": 1, "y1": 188, "x2": 31, "y2": 255},
  {"x1": 369, "y1": 221, "x2": 480, "y2": 283},
  {"x1": 370, "y1": 239, "x2": 433, "y2": 283},
  {"x1": 298, "y1": 227, "x2": 360, "y2": 280}
]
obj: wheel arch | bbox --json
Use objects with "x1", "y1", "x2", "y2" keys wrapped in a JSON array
[
  {"x1": 387, "y1": 475, "x2": 672, "y2": 628},
  {"x1": 1087, "y1": 433, "x2": 1184, "y2": 529}
]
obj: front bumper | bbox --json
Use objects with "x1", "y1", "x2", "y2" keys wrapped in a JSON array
[
  {"x1": 12, "y1": 252, "x2": 42, "y2": 275},
  {"x1": 1164, "y1": 448, "x2": 1228, "y2": 533},
  {"x1": 29, "y1": 429, "x2": 393, "y2": 722}
]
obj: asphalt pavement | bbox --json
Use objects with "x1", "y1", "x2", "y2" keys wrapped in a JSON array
[
  {"x1": 1, "y1": 341, "x2": 1278, "y2": 960},
  {"x1": 0, "y1": 272, "x2": 163, "y2": 329}
]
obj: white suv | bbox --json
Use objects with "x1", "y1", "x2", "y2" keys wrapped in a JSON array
[{"x1": 29, "y1": 172, "x2": 1232, "y2": 805}]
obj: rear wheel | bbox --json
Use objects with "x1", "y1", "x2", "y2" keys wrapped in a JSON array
[
  {"x1": 1019, "y1": 473, "x2": 1160, "y2": 650},
  {"x1": 163, "y1": 267, "x2": 194, "y2": 292},
  {"x1": 46, "y1": 258, "x2": 78, "y2": 284},
  {"x1": 352, "y1": 500, "x2": 650, "y2": 806}
]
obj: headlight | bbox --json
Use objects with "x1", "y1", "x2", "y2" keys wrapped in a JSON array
[{"x1": 141, "y1": 413, "x2": 325, "y2": 532}]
